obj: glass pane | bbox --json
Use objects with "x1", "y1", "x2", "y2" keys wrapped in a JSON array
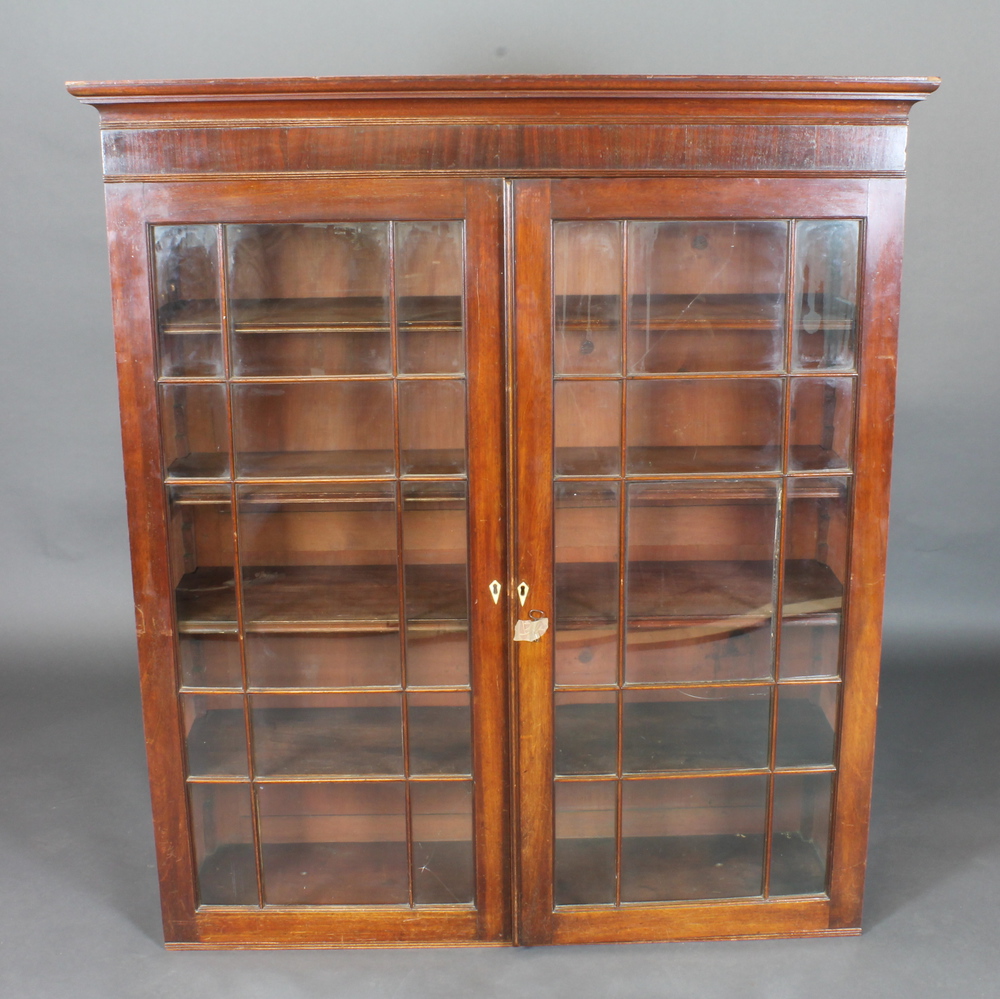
[
  {"x1": 554, "y1": 380, "x2": 622, "y2": 476},
  {"x1": 228, "y1": 223, "x2": 391, "y2": 377},
  {"x1": 246, "y1": 633, "x2": 400, "y2": 688},
  {"x1": 628, "y1": 221, "x2": 786, "y2": 373},
  {"x1": 555, "y1": 482, "x2": 619, "y2": 686},
  {"x1": 403, "y1": 482, "x2": 469, "y2": 686},
  {"x1": 182, "y1": 694, "x2": 247, "y2": 777},
  {"x1": 621, "y1": 776, "x2": 767, "y2": 901},
  {"x1": 411, "y1": 781, "x2": 474, "y2": 904},
  {"x1": 554, "y1": 780, "x2": 617, "y2": 905},
  {"x1": 622, "y1": 687, "x2": 772, "y2": 773},
  {"x1": 779, "y1": 618, "x2": 842, "y2": 681},
  {"x1": 238, "y1": 484, "x2": 398, "y2": 634},
  {"x1": 179, "y1": 634, "x2": 242, "y2": 688},
  {"x1": 258, "y1": 781, "x2": 408, "y2": 905},
  {"x1": 396, "y1": 221, "x2": 465, "y2": 375},
  {"x1": 408, "y1": 692, "x2": 472, "y2": 776},
  {"x1": 775, "y1": 683, "x2": 838, "y2": 768},
  {"x1": 555, "y1": 691, "x2": 617, "y2": 776},
  {"x1": 251, "y1": 693, "x2": 402, "y2": 776},
  {"x1": 793, "y1": 220, "x2": 860, "y2": 371},
  {"x1": 770, "y1": 772, "x2": 833, "y2": 896},
  {"x1": 399, "y1": 380, "x2": 466, "y2": 475},
  {"x1": 553, "y1": 221, "x2": 622, "y2": 375},
  {"x1": 626, "y1": 480, "x2": 778, "y2": 683},
  {"x1": 405, "y1": 633, "x2": 470, "y2": 690},
  {"x1": 153, "y1": 224, "x2": 222, "y2": 378},
  {"x1": 233, "y1": 381, "x2": 394, "y2": 478},
  {"x1": 189, "y1": 783, "x2": 257, "y2": 905},
  {"x1": 789, "y1": 377, "x2": 855, "y2": 471},
  {"x1": 780, "y1": 477, "x2": 849, "y2": 679},
  {"x1": 627, "y1": 379, "x2": 782, "y2": 474},
  {"x1": 168, "y1": 485, "x2": 236, "y2": 636},
  {"x1": 160, "y1": 383, "x2": 230, "y2": 480}
]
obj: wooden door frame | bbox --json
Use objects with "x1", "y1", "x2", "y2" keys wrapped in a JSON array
[
  {"x1": 108, "y1": 177, "x2": 511, "y2": 947},
  {"x1": 509, "y1": 176, "x2": 901, "y2": 944}
]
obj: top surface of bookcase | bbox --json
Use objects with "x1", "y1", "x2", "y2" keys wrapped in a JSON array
[{"x1": 67, "y1": 75, "x2": 940, "y2": 103}]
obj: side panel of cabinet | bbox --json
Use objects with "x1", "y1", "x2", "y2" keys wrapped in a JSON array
[
  {"x1": 105, "y1": 179, "x2": 510, "y2": 947},
  {"x1": 512, "y1": 177, "x2": 900, "y2": 944}
]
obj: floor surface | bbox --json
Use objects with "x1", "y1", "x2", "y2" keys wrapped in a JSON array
[{"x1": 1, "y1": 636, "x2": 997, "y2": 998}]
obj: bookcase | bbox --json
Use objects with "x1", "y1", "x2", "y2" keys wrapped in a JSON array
[{"x1": 69, "y1": 75, "x2": 937, "y2": 947}]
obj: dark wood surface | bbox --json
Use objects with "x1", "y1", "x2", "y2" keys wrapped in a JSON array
[
  {"x1": 70, "y1": 77, "x2": 938, "y2": 181},
  {"x1": 72, "y1": 76, "x2": 932, "y2": 948},
  {"x1": 67, "y1": 75, "x2": 940, "y2": 100}
]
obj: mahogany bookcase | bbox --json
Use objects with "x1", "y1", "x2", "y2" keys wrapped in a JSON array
[{"x1": 69, "y1": 75, "x2": 937, "y2": 948}]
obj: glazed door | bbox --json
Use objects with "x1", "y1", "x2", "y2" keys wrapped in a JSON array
[
  {"x1": 512, "y1": 178, "x2": 898, "y2": 944},
  {"x1": 109, "y1": 178, "x2": 509, "y2": 946}
]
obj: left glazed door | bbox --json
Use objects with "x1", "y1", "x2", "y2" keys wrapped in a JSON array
[{"x1": 108, "y1": 179, "x2": 509, "y2": 946}]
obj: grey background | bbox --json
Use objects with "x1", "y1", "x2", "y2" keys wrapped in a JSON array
[{"x1": 1, "y1": 1, "x2": 997, "y2": 996}]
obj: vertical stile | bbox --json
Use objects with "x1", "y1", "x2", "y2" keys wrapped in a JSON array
[
  {"x1": 763, "y1": 476, "x2": 787, "y2": 899},
  {"x1": 763, "y1": 219, "x2": 799, "y2": 897},
  {"x1": 218, "y1": 223, "x2": 265, "y2": 907},
  {"x1": 614, "y1": 220, "x2": 629, "y2": 907},
  {"x1": 389, "y1": 222, "x2": 416, "y2": 908},
  {"x1": 502, "y1": 178, "x2": 522, "y2": 943},
  {"x1": 824, "y1": 221, "x2": 862, "y2": 879},
  {"x1": 512, "y1": 180, "x2": 556, "y2": 943},
  {"x1": 823, "y1": 214, "x2": 866, "y2": 908},
  {"x1": 463, "y1": 179, "x2": 509, "y2": 939}
]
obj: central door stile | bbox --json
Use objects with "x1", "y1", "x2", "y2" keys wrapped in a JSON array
[
  {"x1": 462, "y1": 178, "x2": 512, "y2": 943},
  {"x1": 511, "y1": 180, "x2": 558, "y2": 946}
]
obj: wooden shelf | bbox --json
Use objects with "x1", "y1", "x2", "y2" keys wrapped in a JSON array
[
  {"x1": 166, "y1": 449, "x2": 466, "y2": 480},
  {"x1": 197, "y1": 841, "x2": 474, "y2": 907},
  {"x1": 555, "y1": 833, "x2": 826, "y2": 905},
  {"x1": 158, "y1": 299, "x2": 219, "y2": 335},
  {"x1": 200, "y1": 833, "x2": 823, "y2": 909},
  {"x1": 167, "y1": 452, "x2": 231, "y2": 479},
  {"x1": 558, "y1": 445, "x2": 849, "y2": 476},
  {"x1": 556, "y1": 479, "x2": 844, "y2": 503},
  {"x1": 158, "y1": 294, "x2": 854, "y2": 339},
  {"x1": 165, "y1": 446, "x2": 848, "y2": 482},
  {"x1": 174, "y1": 559, "x2": 837, "y2": 636},
  {"x1": 186, "y1": 695, "x2": 830, "y2": 781},
  {"x1": 169, "y1": 482, "x2": 465, "y2": 508},
  {"x1": 187, "y1": 705, "x2": 471, "y2": 777},
  {"x1": 176, "y1": 564, "x2": 467, "y2": 635},
  {"x1": 555, "y1": 696, "x2": 834, "y2": 774},
  {"x1": 556, "y1": 559, "x2": 842, "y2": 628},
  {"x1": 159, "y1": 296, "x2": 464, "y2": 337},
  {"x1": 553, "y1": 294, "x2": 854, "y2": 334}
]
